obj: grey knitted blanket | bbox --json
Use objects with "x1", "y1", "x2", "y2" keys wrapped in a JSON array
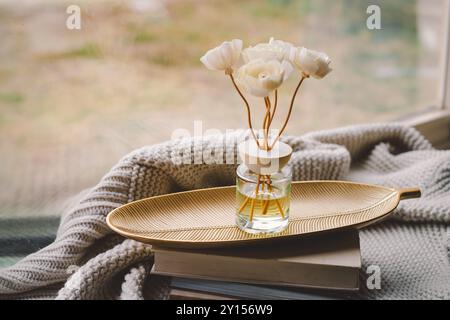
[{"x1": 0, "y1": 123, "x2": 449, "y2": 300}]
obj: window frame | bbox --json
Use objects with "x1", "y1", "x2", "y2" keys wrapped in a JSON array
[
  {"x1": 404, "y1": 1, "x2": 450, "y2": 149},
  {"x1": 438, "y1": 0, "x2": 450, "y2": 110}
]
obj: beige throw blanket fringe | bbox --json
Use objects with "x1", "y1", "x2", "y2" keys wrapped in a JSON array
[{"x1": 0, "y1": 123, "x2": 449, "y2": 299}]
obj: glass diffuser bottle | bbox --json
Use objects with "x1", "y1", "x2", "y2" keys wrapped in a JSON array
[{"x1": 236, "y1": 139, "x2": 293, "y2": 234}]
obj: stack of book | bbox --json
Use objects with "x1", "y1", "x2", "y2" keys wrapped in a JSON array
[{"x1": 151, "y1": 231, "x2": 361, "y2": 300}]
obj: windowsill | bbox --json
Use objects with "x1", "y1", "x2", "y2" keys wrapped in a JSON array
[{"x1": 400, "y1": 108, "x2": 450, "y2": 149}]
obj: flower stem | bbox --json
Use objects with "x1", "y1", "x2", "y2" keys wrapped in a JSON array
[
  {"x1": 268, "y1": 90, "x2": 277, "y2": 129},
  {"x1": 263, "y1": 97, "x2": 271, "y2": 150},
  {"x1": 229, "y1": 74, "x2": 260, "y2": 148},
  {"x1": 270, "y1": 76, "x2": 306, "y2": 149}
]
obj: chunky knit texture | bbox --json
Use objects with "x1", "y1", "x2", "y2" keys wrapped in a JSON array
[{"x1": 0, "y1": 123, "x2": 449, "y2": 299}]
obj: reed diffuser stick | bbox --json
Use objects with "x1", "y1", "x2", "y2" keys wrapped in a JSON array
[
  {"x1": 261, "y1": 175, "x2": 271, "y2": 215},
  {"x1": 266, "y1": 178, "x2": 285, "y2": 218},
  {"x1": 238, "y1": 196, "x2": 250, "y2": 213},
  {"x1": 229, "y1": 74, "x2": 260, "y2": 148},
  {"x1": 249, "y1": 174, "x2": 262, "y2": 221},
  {"x1": 263, "y1": 97, "x2": 271, "y2": 151},
  {"x1": 268, "y1": 90, "x2": 277, "y2": 129},
  {"x1": 263, "y1": 97, "x2": 271, "y2": 150},
  {"x1": 270, "y1": 75, "x2": 307, "y2": 149}
]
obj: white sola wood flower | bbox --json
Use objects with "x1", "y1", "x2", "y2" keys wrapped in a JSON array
[
  {"x1": 243, "y1": 37, "x2": 296, "y2": 63},
  {"x1": 292, "y1": 47, "x2": 332, "y2": 79},
  {"x1": 200, "y1": 39, "x2": 243, "y2": 74},
  {"x1": 200, "y1": 37, "x2": 333, "y2": 151},
  {"x1": 237, "y1": 59, "x2": 290, "y2": 97}
]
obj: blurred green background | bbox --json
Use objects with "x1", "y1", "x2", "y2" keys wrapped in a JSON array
[{"x1": 0, "y1": 0, "x2": 447, "y2": 219}]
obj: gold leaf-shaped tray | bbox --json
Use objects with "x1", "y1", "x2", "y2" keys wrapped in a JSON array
[{"x1": 106, "y1": 181, "x2": 420, "y2": 248}]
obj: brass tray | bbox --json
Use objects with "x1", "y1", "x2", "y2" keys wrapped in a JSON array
[{"x1": 106, "y1": 181, "x2": 420, "y2": 248}]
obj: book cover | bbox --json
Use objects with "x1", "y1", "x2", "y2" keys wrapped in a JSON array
[{"x1": 152, "y1": 231, "x2": 361, "y2": 291}]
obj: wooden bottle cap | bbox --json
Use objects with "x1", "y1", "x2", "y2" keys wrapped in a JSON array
[{"x1": 238, "y1": 140, "x2": 292, "y2": 175}]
